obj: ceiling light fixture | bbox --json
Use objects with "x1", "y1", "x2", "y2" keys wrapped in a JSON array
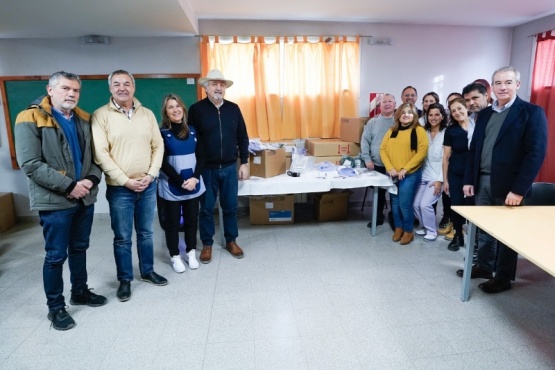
[{"x1": 79, "y1": 35, "x2": 110, "y2": 44}]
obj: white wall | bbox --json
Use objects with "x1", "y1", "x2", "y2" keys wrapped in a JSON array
[
  {"x1": 0, "y1": 21, "x2": 513, "y2": 217},
  {"x1": 510, "y1": 14, "x2": 555, "y2": 98}
]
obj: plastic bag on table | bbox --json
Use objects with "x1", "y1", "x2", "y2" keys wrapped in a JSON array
[{"x1": 289, "y1": 147, "x2": 315, "y2": 174}]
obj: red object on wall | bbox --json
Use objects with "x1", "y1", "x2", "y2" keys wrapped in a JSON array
[{"x1": 369, "y1": 92, "x2": 383, "y2": 118}]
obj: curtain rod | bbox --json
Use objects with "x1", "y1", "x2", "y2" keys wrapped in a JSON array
[
  {"x1": 528, "y1": 29, "x2": 554, "y2": 37},
  {"x1": 194, "y1": 34, "x2": 373, "y2": 38}
]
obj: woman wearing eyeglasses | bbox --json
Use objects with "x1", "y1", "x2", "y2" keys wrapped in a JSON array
[{"x1": 380, "y1": 103, "x2": 428, "y2": 245}]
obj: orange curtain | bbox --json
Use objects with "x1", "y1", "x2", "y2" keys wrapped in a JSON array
[
  {"x1": 200, "y1": 35, "x2": 359, "y2": 141},
  {"x1": 531, "y1": 30, "x2": 555, "y2": 182}
]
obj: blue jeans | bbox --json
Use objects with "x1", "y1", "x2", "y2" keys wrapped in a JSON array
[
  {"x1": 390, "y1": 168, "x2": 422, "y2": 232},
  {"x1": 39, "y1": 203, "x2": 94, "y2": 311},
  {"x1": 106, "y1": 182, "x2": 156, "y2": 281},
  {"x1": 199, "y1": 164, "x2": 239, "y2": 246}
]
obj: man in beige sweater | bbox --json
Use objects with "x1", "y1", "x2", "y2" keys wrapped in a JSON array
[{"x1": 92, "y1": 69, "x2": 167, "y2": 302}]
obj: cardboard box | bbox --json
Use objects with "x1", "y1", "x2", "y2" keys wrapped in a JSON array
[
  {"x1": 340, "y1": 117, "x2": 369, "y2": 143},
  {"x1": 249, "y1": 194, "x2": 294, "y2": 225},
  {"x1": 0, "y1": 192, "x2": 16, "y2": 232},
  {"x1": 249, "y1": 147, "x2": 286, "y2": 178},
  {"x1": 313, "y1": 190, "x2": 353, "y2": 222},
  {"x1": 313, "y1": 155, "x2": 343, "y2": 165},
  {"x1": 307, "y1": 139, "x2": 360, "y2": 156},
  {"x1": 263, "y1": 140, "x2": 303, "y2": 156}
]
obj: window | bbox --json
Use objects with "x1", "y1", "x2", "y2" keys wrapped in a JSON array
[{"x1": 200, "y1": 35, "x2": 360, "y2": 140}]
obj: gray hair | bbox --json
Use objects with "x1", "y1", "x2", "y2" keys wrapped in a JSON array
[
  {"x1": 492, "y1": 66, "x2": 520, "y2": 83},
  {"x1": 48, "y1": 71, "x2": 81, "y2": 88},
  {"x1": 108, "y1": 69, "x2": 135, "y2": 86},
  {"x1": 382, "y1": 93, "x2": 396, "y2": 102}
]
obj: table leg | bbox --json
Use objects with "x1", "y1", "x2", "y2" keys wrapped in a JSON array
[
  {"x1": 370, "y1": 186, "x2": 378, "y2": 237},
  {"x1": 460, "y1": 221, "x2": 476, "y2": 301}
]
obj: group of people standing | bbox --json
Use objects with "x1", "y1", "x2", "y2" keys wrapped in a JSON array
[
  {"x1": 14, "y1": 68, "x2": 249, "y2": 330},
  {"x1": 361, "y1": 66, "x2": 547, "y2": 294}
]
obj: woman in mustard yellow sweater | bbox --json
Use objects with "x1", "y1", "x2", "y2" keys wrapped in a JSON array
[{"x1": 380, "y1": 103, "x2": 428, "y2": 245}]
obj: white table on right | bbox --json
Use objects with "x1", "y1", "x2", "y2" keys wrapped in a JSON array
[{"x1": 451, "y1": 206, "x2": 555, "y2": 301}]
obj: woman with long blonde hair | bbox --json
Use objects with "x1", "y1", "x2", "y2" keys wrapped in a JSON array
[
  {"x1": 157, "y1": 93, "x2": 206, "y2": 273},
  {"x1": 380, "y1": 103, "x2": 428, "y2": 245}
]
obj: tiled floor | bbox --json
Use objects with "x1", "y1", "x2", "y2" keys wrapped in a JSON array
[{"x1": 1, "y1": 208, "x2": 555, "y2": 369}]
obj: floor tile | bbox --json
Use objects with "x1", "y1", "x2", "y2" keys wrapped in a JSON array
[{"x1": 0, "y1": 213, "x2": 554, "y2": 369}]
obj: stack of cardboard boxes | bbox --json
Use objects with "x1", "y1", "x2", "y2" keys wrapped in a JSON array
[
  {"x1": 247, "y1": 116, "x2": 367, "y2": 225},
  {"x1": 248, "y1": 146, "x2": 294, "y2": 225}
]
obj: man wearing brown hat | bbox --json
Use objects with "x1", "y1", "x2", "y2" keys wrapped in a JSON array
[{"x1": 188, "y1": 69, "x2": 250, "y2": 263}]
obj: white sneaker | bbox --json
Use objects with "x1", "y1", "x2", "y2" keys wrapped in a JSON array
[
  {"x1": 415, "y1": 229, "x2": 426, "y2": 236},
  {"x1": 424, "y1": 234, "x2": 437, "y2": 242},
  {"x1": 185, "y1": 250, "x2": 199, "y2": 270},
  {"x1": 171, "y1": 256, "x2": 186, "y2": 273}
]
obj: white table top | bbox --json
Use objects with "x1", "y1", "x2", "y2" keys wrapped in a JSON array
[
  {"x1": 238, "y1": 169, "x2": 396, "y2": 196},
  {"x1": 452, "y1": 206, "x2": 555, "y2": 277}
]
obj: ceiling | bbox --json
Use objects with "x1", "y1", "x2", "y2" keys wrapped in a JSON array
[{"x1": 1, "y1": 0, "x2": 555, "y2": 38}]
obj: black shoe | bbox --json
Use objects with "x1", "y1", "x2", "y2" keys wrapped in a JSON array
[
  {"x1": 70, "y1": 288, "x2": 108, "y2": 307},
  {"x1": 117, "y1": 281, "x2": 131, "y2": 302},
  {"x1": 47, "y1": 308, "x2": 76, "y2": 331},
  {"x1": 479, "y1": 278, "x2": 511, "y2": 294},
  {"x1": 366, "y1": 216, "x2": 384, "y2": 228},
  {"x1": 456, "y1": 265, "x2": 493, "y2": 279},
  {"x1": 140, "y1": 271, "x2": 168, "y2": 286},
  {"x1": 447, "y1": 235, "x2": 464, "y2": 252}
]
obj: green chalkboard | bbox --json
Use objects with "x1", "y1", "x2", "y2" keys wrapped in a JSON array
[{"x1": 1, "y1": 74, "x2": 200, "y2": 168}]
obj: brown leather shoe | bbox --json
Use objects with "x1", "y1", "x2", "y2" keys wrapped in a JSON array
[
  {"x1": 400, "y1": 231, "x2": 414, "y2": 245},
  {"x1": 392, "y1": 228, "x2": 403, "y2": 242},
  {"x1": 200, "y1": 245, "x2": 212, "y2": 264},
  {"x1": 437, "y1": 221, "x2": 453, "y2": 235},
  {"x1": 225, "y1": 241, "x2": 244, "y2": 259},
  {"x1": 444, "y1": 229, "x2": 456, "y2": 241}
]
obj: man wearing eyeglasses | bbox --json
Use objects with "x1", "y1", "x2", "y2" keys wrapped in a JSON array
[{"x1": 401, "y1": 86, "x2": 422, "y2": 117}]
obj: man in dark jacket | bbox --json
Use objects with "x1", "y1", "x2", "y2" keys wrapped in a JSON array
[
  {"x1": 15, "y1": 71, "x2": 107, "y2": 330},
  {"x1": 188, "y1": 69, "x2": 249, "y2": 263},
  {"x1": 463, "y1": 66, "x2": 548, "y2": 293}
]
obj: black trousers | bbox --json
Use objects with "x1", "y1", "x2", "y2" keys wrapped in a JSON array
[
  {"x1": 373, "y1": 165, "x2": 387, "y2": 219},
  {"x1": 448, "y1": 172, "x2": 474, "y2": 237},
  {"x1": 158, "y1": 196, "x2": 200, "y2": 256}
]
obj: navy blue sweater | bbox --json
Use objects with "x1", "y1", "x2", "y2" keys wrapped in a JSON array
[{"x1": 188, "y1": 98, "x2": 249, "y2": 169}]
